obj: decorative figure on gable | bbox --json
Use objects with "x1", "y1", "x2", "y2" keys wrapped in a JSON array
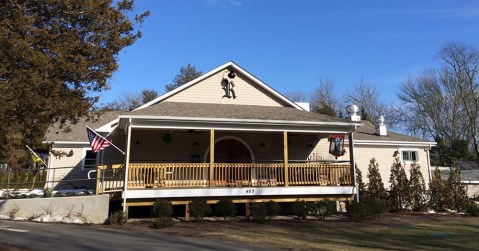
[
  {"x1": 329, "y1": 134, "x2": 346, "y2": 157},
  {"x1": 221, "y1": 69, "x2": 237, "y2": 99}
]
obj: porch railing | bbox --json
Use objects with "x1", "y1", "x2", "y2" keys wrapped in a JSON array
[{"x1": 107, "y1": 162, "x2": 352, "y2": 189}]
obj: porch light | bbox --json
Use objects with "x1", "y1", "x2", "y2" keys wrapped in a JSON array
[
  {"x1": 193, "y1": 140, "x2": 199, "y2": 146},
  {"x1": 308, "y1": 142, "x2": 314, "y2": 148},
  {"x1": 135, "y1": 139, "x2": 141, "y2": 145},
  {"x1": 228, "y1": 69, "x2": 236, "y2": 79},
  {"x1": 67, "y1": 149, "x2": 74, "y2": 157}
]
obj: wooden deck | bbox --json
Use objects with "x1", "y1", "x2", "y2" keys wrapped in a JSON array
[{"x1": 97, "y1": 162, "x2": 352, "y2": 193}]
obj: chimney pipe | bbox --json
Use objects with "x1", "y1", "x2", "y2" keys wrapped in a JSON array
[
  {"x1": 376, "y1": 116, "x2": 387, "y2": 136},
  {"x1": 346, "y1": 105, "x2": 361, "y2": 122}
]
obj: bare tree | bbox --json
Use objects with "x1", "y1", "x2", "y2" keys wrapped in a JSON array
[
  {"x1": 104, "y1": 88, "x2": 159, "y2": 111},
  {"x1": 343, "y1": 79, "x2": 399, "y2": 127},
  {"x1": 397, "y1": 41, "x2": 479, "y2": 163},
  {"x1": 398, "y1": 69, "x2": 467, "y2": 142},
  {"x1": 310, "y1": 79, "x2": 338, "y2": 117},
  {"x1": 439, "y1": 41, "x2": 479, "y2": 159},
  {"x1": 284, "y1": 90, "x2": 308, "y2": 102},
  {"x1": 104, "y1": 91, "x2": 142, "y2": 111}
]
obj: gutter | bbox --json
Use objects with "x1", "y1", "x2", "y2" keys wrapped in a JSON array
[{"x1": 118, "y1": 114, "x2": 360, "y2": 127}]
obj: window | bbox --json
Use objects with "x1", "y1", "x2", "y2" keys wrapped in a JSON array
[
  {"x1": 401, "y1": 150, "x2": 418, "y2": 162},
  {"x1": 83, "y1": 149, "x2": 98, "y2": 169}
]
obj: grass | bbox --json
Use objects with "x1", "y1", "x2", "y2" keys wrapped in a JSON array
[{"x1": 117, "y1": 213, "x2": 479, "y2": 250}]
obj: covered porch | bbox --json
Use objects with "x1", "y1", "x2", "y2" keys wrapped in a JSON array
[{"x1": 99, "y1": 115, "x2": 357, "y2": 200}]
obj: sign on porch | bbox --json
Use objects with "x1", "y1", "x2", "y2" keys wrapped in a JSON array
[{"x1": 329, "y1": 134, "x2": 345, "y2": 157}]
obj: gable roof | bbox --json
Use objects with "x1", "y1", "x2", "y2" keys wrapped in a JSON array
[
  {"x1": 127, "y1": 102, "x2": 349, "y2": 124},
  {"x1": 354, "y1": 121, "x2": 435, "y2": 145},
  {"x1": 135, "y1": 61, "x2": 304, "y2": 111}
]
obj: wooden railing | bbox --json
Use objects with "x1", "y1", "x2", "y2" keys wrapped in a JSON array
[
  {"x1": 97, "y1": 164, "x2": 125, "y2": 193},
  {"x1": 128, "y1": 163, "x2": 209, "y2": 188},
  {"x1": 122, "y1": 162, "x2": 352, "y2": 189},
  {"x1": 214, "y1": 163, "x2": 285, "y2": 187},
  {"x1": 288, "y1": 163, "x2": 352, "y2": 186}
]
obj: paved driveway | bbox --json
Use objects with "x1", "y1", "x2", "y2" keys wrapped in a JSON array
[{"x1": 0, "y1": 220, "x2": 275, "y2": 251}]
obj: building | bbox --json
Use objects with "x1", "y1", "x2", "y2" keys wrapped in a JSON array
[{"x1": 44, "y1": 61, "x2": 435, "y2": 214}]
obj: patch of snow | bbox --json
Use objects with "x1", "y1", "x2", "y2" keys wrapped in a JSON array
[
  {"x1": 427, "y1": 209, "x2": 436, "y2": 214},
  {"x1": 0, "y1": 188, "x2": 95, "y2": 199},
  {"x1": 0, "y1": 215, "x2": 9, "y2": 220}
]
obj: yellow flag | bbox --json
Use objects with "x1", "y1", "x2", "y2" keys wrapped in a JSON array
[{"x1": 32, "y1": 154, "x2": 42, "y2": 163}]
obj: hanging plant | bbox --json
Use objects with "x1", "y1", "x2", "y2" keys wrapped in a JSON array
[{"x1": 162, "y1": 133, "x2": 172, "y2": 143}]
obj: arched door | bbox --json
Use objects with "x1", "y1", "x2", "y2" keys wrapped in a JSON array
[
  {"x1": 215, "y1": 139, "x2": 252, "y2": 163},
  {"x1": 205, "y1": 137, "x2": 254, "y2": 186}
]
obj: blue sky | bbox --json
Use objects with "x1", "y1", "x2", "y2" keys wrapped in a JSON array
[{"x1": 102, "y1": 0, "x2": 479, "y2": 106}]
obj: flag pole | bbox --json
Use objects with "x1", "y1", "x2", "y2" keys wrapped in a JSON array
[
  {"x1": 85, "y1": 125, "x2": 125, "y2": 155},
  {"x1": 25, "y1": 145, "x2": 48, "y2": 166}
]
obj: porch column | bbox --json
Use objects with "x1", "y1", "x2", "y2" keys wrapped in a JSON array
[
  {"x1": 123, "y1": 120, "x2": 132, "y2": 213},
  {"x1": 209, "y1": 129, "x2": 215, "y2": 187},
  {"x1": 283, "y1": 131, "x2": 289, "y2": 187},
  {"x1": 348, "y1": 130, "x2": 358, "y2": 202}
]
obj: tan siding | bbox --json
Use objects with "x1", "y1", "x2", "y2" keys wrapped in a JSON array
[
  {"x1": 164, "y1": 70, "x2": 289, "y2": 107},
  {"x1": 102, "y1": 127, "x2": 126, "y2": 165},
  {"x1": 466, "y1": 184, "x2": 479, "y2": 198},
  {"x1": 49, "y1": 146, "x2": 96, "y2": 190},
  {"x1": 311, "y1": 142, "x2": 431, "y2": 188}
]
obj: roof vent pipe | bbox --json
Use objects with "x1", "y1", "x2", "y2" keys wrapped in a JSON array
[
  {"x1": 346, "y1": 105, "x2": 361, "y2": 122},
  {"x1": 376, "y1": 116, "x2": 388, "y2": 136}
]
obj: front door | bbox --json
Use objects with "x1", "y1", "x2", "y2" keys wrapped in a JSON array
[{"x1": 215, "y1": 138, "x2": 251, "y2": 163}]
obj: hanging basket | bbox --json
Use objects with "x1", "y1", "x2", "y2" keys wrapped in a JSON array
[{"x1": 329, "y1": 134, "x2": 345, "y2": 157}]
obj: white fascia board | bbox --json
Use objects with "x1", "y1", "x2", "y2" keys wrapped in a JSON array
[
  {"x1": 462, "y1": 181, "x2": 479, "y2": 184},
  {"x1": 132, "y1": 125, "x2": 350, "y2": 134},
  {"x1": 125, "y1": 186, "x2": 356, "y2": 199},
  {"x1": 44, "y1": 141, "x2": 90, "y2": 148},
  {"x1": 349, "y1": 140, "x2": 437, "y2": 147},
  {"x1": 119, "y1": 114, "x2": 357, "y2": 127},
  {"x1": 43, "y1": 141, "x2": 89, "y2": 145},
  {"x1": 96, "y1": 118, "x2": 119, "y2": 133},
  {"x1": 134, "y1": 61, "x2": 303, "y2": 111}
]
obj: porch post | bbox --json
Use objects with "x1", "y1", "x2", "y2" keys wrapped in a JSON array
[
  {"x1": 283, "y1": 131, "x2": 289, "y2": 187},
  {"x1": 122, "y1": 120, "x2": 132, "y2": 213},
  {"x1": 348, "y1": 130, "x2": 358, "y2": 202},
  {"x1": 209, "y1": 129, "x2": 215, "y2": 187}
]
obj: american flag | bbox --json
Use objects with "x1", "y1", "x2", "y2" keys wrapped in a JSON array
[{"x1": 86, "y1": 127, "x2": 110, "y2": 152}]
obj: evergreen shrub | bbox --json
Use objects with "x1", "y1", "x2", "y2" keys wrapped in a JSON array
[{"x1": 189, "y1": 198, "x2": 211, "y2": 222}]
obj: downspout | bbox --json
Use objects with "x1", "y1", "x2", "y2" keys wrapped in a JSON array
[
  {"x1": 349, "y1": 125, "x2": 358, "y2": 202},
  {"x1": 426, "y1": 143, "x2": 432, "y2": 184}
]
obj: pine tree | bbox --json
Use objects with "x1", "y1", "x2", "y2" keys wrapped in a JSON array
[
  {"x1": 409, "y1": 162, "x2": 427, "y2": 211},
  {"x1": 165, "y1": 64, "x2": 202, "y2": 92},
  {"x1": 0, "y1": 0, "x2": 149, "y2": 167},
  {"x1": 366, "y1": 158, "x2": 387, "y2": 200},
  {"x1": 447, "y1": 162, "x2": 468, "y2": 212},
  {"x1": 429, "y1": 167, "x2": 451, "y2": 212},
  {"x1": 355, "y1": 164, "x2": 366, "y2": 200},
  {"x1": 388, "y1": 157, "x2": 411, "y2": 211}
]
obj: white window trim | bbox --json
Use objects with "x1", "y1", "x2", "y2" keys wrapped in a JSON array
[
  {"x1": 81, "y1": 147, "x2": 99, "y2": 170},
  {"x1": 399, "y1": 148, "x2": 420, "y2": 164}
]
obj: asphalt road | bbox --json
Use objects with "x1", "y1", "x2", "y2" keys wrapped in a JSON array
[{"x1": 0, "y1": 220, "x2": 276, "y2": 251}]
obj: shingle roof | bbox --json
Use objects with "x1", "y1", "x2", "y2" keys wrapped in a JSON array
[
  {"x1": 355, "y1": 120, "x2": 433, "y2": 143},
  {"x1": 44, "y1": 111, "x2": 122, "y2": 142},
  {"x1": 128, "y1": 102, "x2": 350, "y2": 123}
]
